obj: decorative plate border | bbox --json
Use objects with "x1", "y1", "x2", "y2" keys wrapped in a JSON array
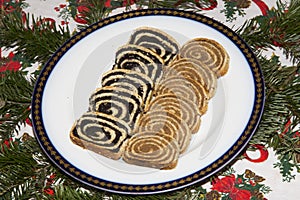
[{"x1": 31, "y1": 9, "x2": 265, "y2": 194}]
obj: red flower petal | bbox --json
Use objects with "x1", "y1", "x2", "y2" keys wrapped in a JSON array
[
  {"x1": 229, "y1": 188, "x2": 251, "y2": 200},
  {"x1": 0, "y1": 61, "x2": 22, "y2": 73},
  {"x1": 211, "y1": 174, "x2": 235, "y2": 193}
]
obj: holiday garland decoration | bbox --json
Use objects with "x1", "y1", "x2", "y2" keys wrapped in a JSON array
[{"x1": 0, "y1": 0, "x2": 299, "y2": 199}]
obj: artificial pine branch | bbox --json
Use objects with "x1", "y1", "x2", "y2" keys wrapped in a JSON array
[
  {"x1": 0, "y1": 136, "x2": 52, "y2": 199},
  {"x1": 236, "y1": 0, "x2": 300, "y2": 63},
  {"x1": 0, "y1": 11, "x2": 71, "y2": 66},
  {"x1": 0, "y1": 71, "x2": 34, "y2": 139}
]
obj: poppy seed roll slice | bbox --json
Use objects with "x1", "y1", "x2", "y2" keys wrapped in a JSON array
[
  {"x1": 70, "y1": 112, "x2": 130, "y2": 160},
  {"x1": 113, "y1": 44, "x2": 164, "y2": 83},
  {"x1": 101, "y1": 69, "x2": 154, "y2": 107},
  {"x1": 89, "y1": 86, "x2": 143, "y2": 130},
  {"x1": 128, "y1": 26, "x2": 180, "y2": 65}
]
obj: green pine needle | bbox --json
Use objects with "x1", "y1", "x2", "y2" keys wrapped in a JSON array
[{"x1": 0, "y1": 11, "x2": 71, "y2": 65}]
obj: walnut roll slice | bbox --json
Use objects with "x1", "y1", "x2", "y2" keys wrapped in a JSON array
[
  {"x1": 163, "y1": 58, "x2": 217, "y2": 99},
  {"x1": 123, "y1": 131, "x2": 179, "y2": 169},
  {"x1": 145, "y1": 93, "x2": 201, "y2": 134},
  {"x1": 178, "y1": 38, "x2": 230, "y2": 77},
  {"x1": 155, "y1": 75, "x2": 209, "y2": 115},
  {"x1": 134, "y1": 109, "x2": 192, "y2": 154}
]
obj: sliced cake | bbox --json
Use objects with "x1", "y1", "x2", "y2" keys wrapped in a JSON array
[
  {"x1": 123, "y1": 131, "x2": 180, "y2": 169},
  {"x1": 178, "y1": 38, "x2": 230, "y2": 77},
  {"x1": 113, "y1": 44, "x2": 165, "y2": 84},
  {"x1": 145, "y1": 93, "x2": 201, "y2": 134},
  {"x1": 70, "y1": 112, "x2": 130, "y2": 160},
  {"x1": 155, "y1": 75, "x2": 209, "y2": 115},
  {"x1": 88, "y1": 86, "x2": 143, "y2": 130},
  {"x1": 134, "y1": 109, "x2": 192, "y2": 154},
  {"x1": 101, "y1": 69, "x2": 154, "y2": 107},
  {"x1": 163, "y1": 58, "x2": 218, "y2": 99},
  {"x1": 128, "y1": 26, "x2": 180, "y2": 65}
]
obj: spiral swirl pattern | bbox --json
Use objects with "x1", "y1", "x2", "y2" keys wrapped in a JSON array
[
  {"x1": 135, "y1": 109, "x2": 191, "y2": 153},
  {"x1": 70, "y1": 112, "x2": 130, "y2": 160},
  {"x1": 89, "y1": 86, "x2": 143, "y2": 130},
  {"x1": 155, "y1": 76, "x2": 209, "y2": 115},
  {"x1": 178, "y1": 38, "x2": 230, "y2": 77},
  {"x1": 128, "y1": 27, "x2": 180, "y2": 65},
  {"x1": 101, "y1": 69, "x2": 154, "y2": 107},
  {"x1": 113, "y1": 44, "x2": 164, "y2": 83},
  {"x1": 123, "y1": 131, "x2": 179, "y2": 169},
  {"x1": 164, "y1": 58, "x2": 217, "y2": 99},
  {"x1": 145, "y1": 93, "x2": 201, "y2": 134}
]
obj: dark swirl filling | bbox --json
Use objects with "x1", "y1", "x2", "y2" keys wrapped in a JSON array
[
  {"x1": 128, "y1": 27, "x2": 179, "y2": 65},
  {"x1": 101, "y1": 69, "x2": 154, "y2": 106},
  {"x1": 113, "y1": 44, "x2": 164, "y2": 83},
  {"x1": 89, "y1": 86, "x2": 143, "y2": 129},
  {"x1": 72, "y1": 112, "x2": 130, "y2": 153}
]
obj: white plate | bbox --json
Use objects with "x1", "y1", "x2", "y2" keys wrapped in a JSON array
[{"x1": 32, "y1": 9, "x2": 265, "y2": 194}]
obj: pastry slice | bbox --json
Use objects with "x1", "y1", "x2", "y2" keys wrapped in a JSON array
[
  {"x1": 101, "y1": 69, "x2": 154, "y2": 107},
  {"x1": 134, "y1": 109, "x2": 191, "y2": 154},
  {"x1": 123, "y1": 131, "x2": 179, "y2": 169},
  {"x1": 163, "y1": 58, "x2": 217, "y2": 99},
  {"x1": 128, "y1": 26, "x2": 180, "y2": 65},
  {"x1": 155, "y1": 75, "x2": 209, "y2": 115},
  {"x1": 145, "y1": 93, "x2": 201, "y2": 134},
  {"x1": 70, "y1": 112, "x2": 130, "y2": 160},
  {"x1": 89, "y1": 86, "x2": 143, "y2": 130},
  {"x1": 113, "y1": 44, "x2": 165, "y2": 84},
  {"x1": 178, "y1": 38, "x2": 230, "y2": 77}
]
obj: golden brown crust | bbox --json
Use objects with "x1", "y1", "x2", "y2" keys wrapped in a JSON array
[
  {"x1": 122, "y1": 131, "x2": 179, "y2": 169},
  {"x1": 178, "y1": 38, "x2": 230, "y2": 77}
]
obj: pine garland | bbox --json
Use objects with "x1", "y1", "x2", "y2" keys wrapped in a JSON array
[{"x1": 0, "y1": 0, "x2": 299, "y2": 199}]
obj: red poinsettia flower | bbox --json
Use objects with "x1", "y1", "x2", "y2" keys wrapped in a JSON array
[
  {"x1": 104, "y1": 0, "x2": 136, "y2": 8},
  {"x1": 0, "y1": 52, "x2": 22, "y2": 73},
  {"x1": 212, "y1": 174, "x2": 251, "y2": 200},
  {"x1": 0, "y1": 0, "x2": 14, "y2": 12}
]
